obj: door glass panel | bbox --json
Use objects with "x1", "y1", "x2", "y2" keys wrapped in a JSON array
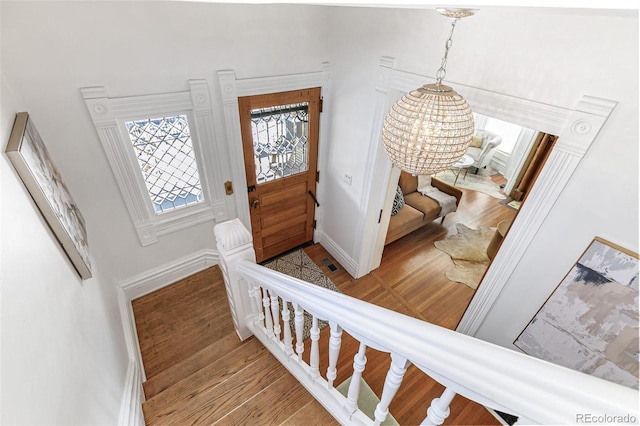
[{"x1": 250, "y1": 102, "x2": 309, "y2": 184}]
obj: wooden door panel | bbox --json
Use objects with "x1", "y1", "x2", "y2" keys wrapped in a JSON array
[
  {"x1": 239, "y1": 88, "x2": 320, "y2": 262},
  {"x1": 261, "y1": 203, "x2": 307, "y2": 229},
  {"x1": 262, "y1": 233, "x2": 309, "y2": 260},
  {"x1": 260, "y1": 181, "x2": 307, "y2": 206},
  {"x1": 262, "y1": 214, "x2": 307, "y2": 238},
  {"x1": 263, "y1": 220, "x2": 307, "y2": 244}
]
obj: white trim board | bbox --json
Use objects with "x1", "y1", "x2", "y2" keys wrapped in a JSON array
[
  {"x1": 119, "y1": 249, "x2": 219, "y2": 301},
  {"x1": 216, "y1": 65, "x2": 331, "y2": 236},
  {"x1": 118, "y1": 360, "x2": 145, "y2": 426},
  {"x1": 117, "y1": 285, "x2": 146, "y2": 383},
  {"x1": 81, "y1": 81, "x2": 229, "y2": 246}
]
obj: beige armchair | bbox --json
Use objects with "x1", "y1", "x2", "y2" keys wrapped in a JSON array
[{"x1": 466, "y1": 129, "x2": 502, "y2": 172}]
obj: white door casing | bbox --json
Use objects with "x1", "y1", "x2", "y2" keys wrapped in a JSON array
[{"x1": 361, "y1": 57, "x2": 617, "y2": 336}]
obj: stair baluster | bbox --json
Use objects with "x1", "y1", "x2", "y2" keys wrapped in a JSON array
[
  {"x1": 262, "y1": 287, "x2": 274, "y2": 337},
  {"x1": 422, "y1": 387, "x2": 456, "y2": 425},
  {"x1": 269, "y1": 290, "x2": 281, "y2": 339},
  {"x1": 374, "y1": 353, "x2": 410, "y2": 425},
  {"x1": 251, "y1": 283, "x2": 265, "y2": 328},
  {"x1": 326, "y1": 322, "x2": 342, "y2": 387},
  {"x1": 310, "y1": 316, "x2": 320, "y2": 379},
  {"x1": 281, "y1": 300, "x2": 293, "y2": 356},
  {"x1": 293, "y1": 302, "x2": 304, "y2": 361},
  {"x1": 346, "y1": 342, "x2": 368, "y2": 414}
]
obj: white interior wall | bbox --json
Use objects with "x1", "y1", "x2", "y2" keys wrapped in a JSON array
[
  {"x1": 0, "y1": 1, "x2": 331, "y2": 282},
  {"x1": 1, "y1": 76, "x2": 129, "y2": 425},
  {"x1": 323, "y1": 6, "x2": 638, "y2": 348}
]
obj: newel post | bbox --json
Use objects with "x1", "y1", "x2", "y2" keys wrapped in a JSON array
[{"x1": 214, "y1": 218, "x2": 256, "y2": 341}]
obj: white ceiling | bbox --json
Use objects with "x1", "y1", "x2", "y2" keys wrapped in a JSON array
[{"x1": 171, "y1": 0, "x2": 639, "y2": 13}]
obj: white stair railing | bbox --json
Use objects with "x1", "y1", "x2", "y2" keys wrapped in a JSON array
[{"x1": 215, "y1": 219, "x2": 639, "y2": 425}]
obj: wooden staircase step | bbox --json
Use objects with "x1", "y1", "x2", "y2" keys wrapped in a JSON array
[
  {"x1": 147, "y1": 349, "x2": 286, "y2": 425},
  {"x1": 142, "y1": 336, "x2": 266, "y2": 422},
  {"x1": 214, "y1": 371, "x2": 313, "y2": 425},
  {"x1": 143, "y1": 331, "x2": 241, "y2": 399},
  {"x1": 281, "y1": 399, "x2": 340, "y2": 426}
]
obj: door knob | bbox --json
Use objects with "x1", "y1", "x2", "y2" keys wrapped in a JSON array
[{"x1": 251, "y1": 199, "x2": 260, "y2": 209}]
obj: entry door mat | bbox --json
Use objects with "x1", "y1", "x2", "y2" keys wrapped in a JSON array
[{"x1": 262, "y1": 248, "x2": 342, "y2": 340}]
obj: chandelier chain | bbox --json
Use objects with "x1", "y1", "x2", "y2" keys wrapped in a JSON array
[{"x1": 435, "y1": 18, "x2": 459, "y2": 85}]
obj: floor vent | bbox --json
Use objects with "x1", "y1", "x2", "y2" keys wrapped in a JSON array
[{"x1": 320, "y1": 257, "x2": 338, "y2": 272}]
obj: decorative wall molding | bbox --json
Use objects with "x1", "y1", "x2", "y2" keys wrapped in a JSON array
[
  {"x1": 216, "y1": 66, "x2": 331, "y2": 233},
  {"x1": 457, "y1": 96, "x2": 617, "y2": 336},
  {"x1": 81, "y1": 80, "x2": 227, "y2": 246},
  {"x1": 117, "y1": 284, "x2": 145, "y2": 424},
  {"x1": 119, "y1": 249, "x2": 219, "y2": 300},
  {"x1": 118, "y1": 361, "x2": 145, "y2": 426},
  {"x1": 385, "y1": 68, "x2": 573, "y2": 137},
  {"x1": 363, "y1": 57, "x2": 617, "y2": 338}
]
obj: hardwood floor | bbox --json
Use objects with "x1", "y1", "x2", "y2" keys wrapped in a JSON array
[
  {"x1": 308, "y1": 174, "x2": 517, "y2": 330},
  {"x1": 133, "y1": 181, "x2": 516, "y2": 425},
  {"x1": 132, "y1": 266, "x2": 234, "y2": 379}
]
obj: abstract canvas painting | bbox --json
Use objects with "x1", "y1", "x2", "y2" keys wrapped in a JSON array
[
  {"x1": 5, "y1": 112, "x2": 91, "y2": 279},
  {"x1": 515, "y1": 237, "x2": 638, "y2": 389}
]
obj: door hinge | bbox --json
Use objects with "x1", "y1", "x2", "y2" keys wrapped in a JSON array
[
  {"x1": 378, "y1": 209, "x2": 383, "y2": 224},
  {"x1": 319, "y1": 97, "x2": 323, "y2": 113},
  {"x1": 316, "y1": 170, "x2": 320, "y2": 183},
  {"x1": 313, "y1": 219, "x2": 317, "y2": 229}
]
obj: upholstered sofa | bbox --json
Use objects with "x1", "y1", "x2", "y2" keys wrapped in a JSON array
[
  {"x1": 385, "y1": 171, "x2": 463, "y2": 245},
  {"x1": 466, "y1": 129, "x2": 503, "y2": 171}
]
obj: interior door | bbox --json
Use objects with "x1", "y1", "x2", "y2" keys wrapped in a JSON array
[{"x1": 238, "y1": 88, "x2": 321, "y2": 263}]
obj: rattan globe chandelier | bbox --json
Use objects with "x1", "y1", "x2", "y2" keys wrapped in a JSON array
[{"x1": 382, "y1": 8, "x2": 476, "y2": 176}]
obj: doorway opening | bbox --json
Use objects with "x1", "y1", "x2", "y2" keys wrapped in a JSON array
[{"x1": 375, "y1": 112, "x2": 558, "y2": 313}]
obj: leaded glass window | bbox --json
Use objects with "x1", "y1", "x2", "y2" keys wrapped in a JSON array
[
  {"x1": 250, "y1": 102, "x2": 309, "y2": 184},
  {"x1": 125, "y1": 114, "x2": 204, "y2": 214}
]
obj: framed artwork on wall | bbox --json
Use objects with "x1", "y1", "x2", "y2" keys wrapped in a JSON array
[
  {"x1": 514, "y1": 237, "x2": 638, "y2": 389},
  {"x1": 5, "y1": 112, "x2": 92, "y2": 280}
]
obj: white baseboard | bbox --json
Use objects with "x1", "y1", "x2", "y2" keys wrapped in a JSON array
[
  {"x1": 118, "y1": 360, "x2": 145, "y2": 426},
  {"x1": 117, "y1": 285, "x2": 146, "y2": 382},
  {"x1": 315, "y1": 231, "x2": 359, "y2": 278},
  {"x1": 119, "y1": 249, "x2": 219, "y2": 300}
]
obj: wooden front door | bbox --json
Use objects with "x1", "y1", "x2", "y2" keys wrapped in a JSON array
[{"x1": 238, "y1": 88, "x2": 321, "y2": 263}]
